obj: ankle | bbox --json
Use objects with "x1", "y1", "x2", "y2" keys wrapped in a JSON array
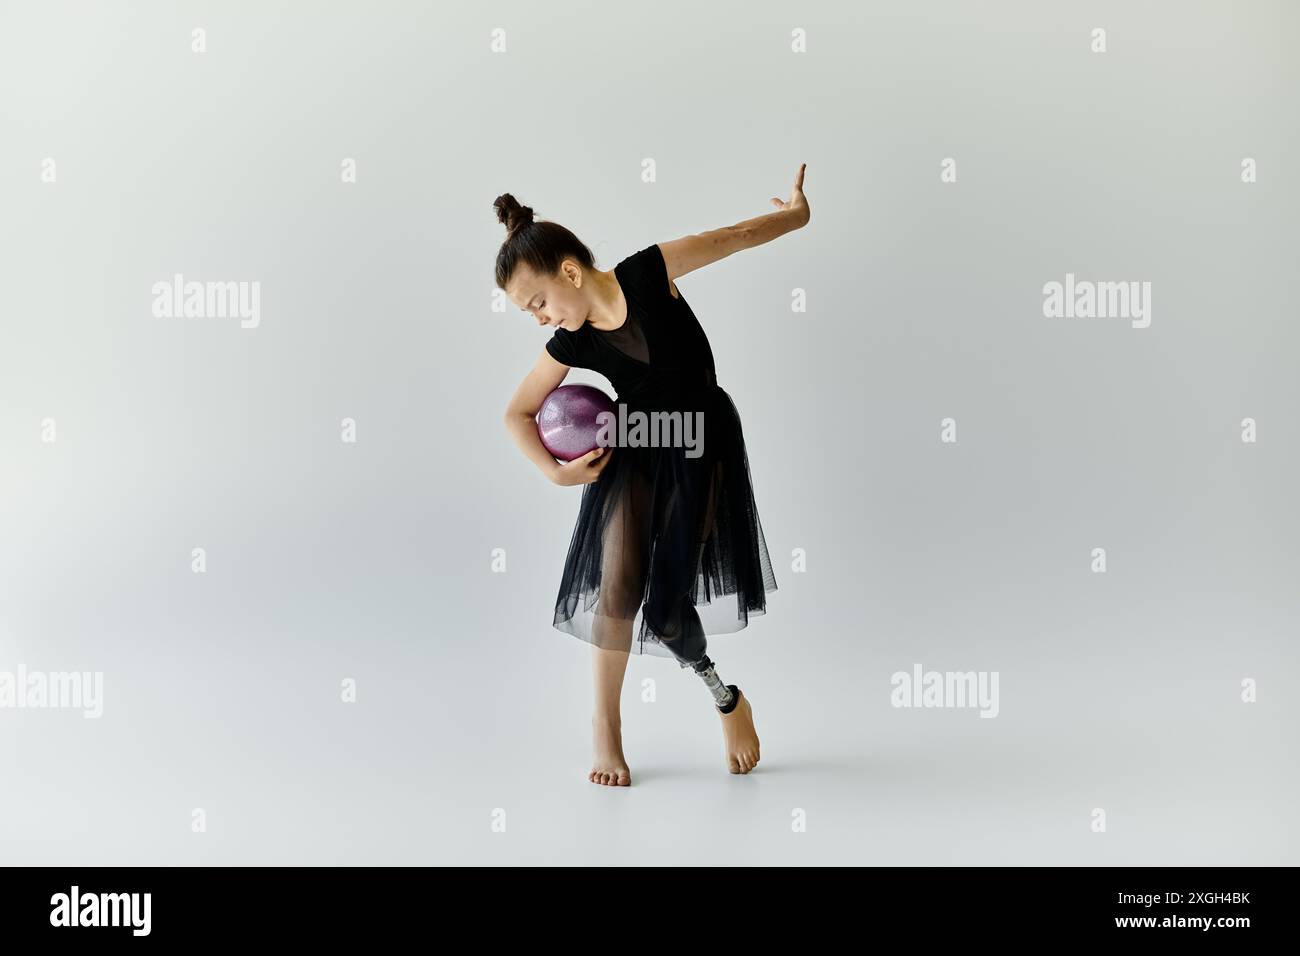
[{"x1": 715, "y1": 684, "x2": 741, "y2": 715}]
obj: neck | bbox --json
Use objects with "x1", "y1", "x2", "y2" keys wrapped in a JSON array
[{"x1": 583, "y1": 269, "x2": 627, "y2": 331}]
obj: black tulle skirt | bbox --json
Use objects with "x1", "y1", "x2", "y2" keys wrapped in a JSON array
[{"x1": 550, "y1": 384, "x2": 778, "y2": 665}]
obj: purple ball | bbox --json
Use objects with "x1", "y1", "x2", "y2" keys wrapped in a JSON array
[{"x1": 537, "y1": 384, "x2": 616, "y2": 462}]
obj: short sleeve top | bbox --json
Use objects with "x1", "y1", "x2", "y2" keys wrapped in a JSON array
[{"x1": 544, "y1": 244, "x2": 717, "y2": 402}]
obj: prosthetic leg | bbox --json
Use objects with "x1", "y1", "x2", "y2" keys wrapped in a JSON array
[
  {"x1": 690, "y1": 654, "x2": 739, "y2": 714},
  {"x1": 681, "y1": 521, "x2": 739, "y2": 713},
  {"x1": 658, "y1": 462, "x2": 741, "y2": 713}
]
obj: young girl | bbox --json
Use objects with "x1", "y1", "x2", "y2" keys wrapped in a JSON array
[{"x1": 499, "y1": 164, "x2": 810, "y2": 785}]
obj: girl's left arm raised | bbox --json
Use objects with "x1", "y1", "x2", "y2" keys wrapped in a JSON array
[{"x1": 659, "y1": 163, "x2": 809, "y2": 280}]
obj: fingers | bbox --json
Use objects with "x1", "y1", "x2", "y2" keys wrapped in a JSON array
[
  {"x1": 580, "y1": 446, "x2": 614, "y2": 483},
  {"x1": 770, "y1": 197, "x2": 783, "y2": 207},
  {"x1": 794, "y1": 162, "x2": 806, "y2": 189}
]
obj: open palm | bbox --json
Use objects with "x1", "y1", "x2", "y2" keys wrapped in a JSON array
[{"x1": 770, "y1": 163, "x2": 809, "y2": 227}]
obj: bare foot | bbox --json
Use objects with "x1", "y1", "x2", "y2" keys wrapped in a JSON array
[
  {"x1": 590, "y1": 716, "x2": 631, "y2": 786},
  {"x1": 719, "y1": 687, "x2": 760, "y2": 774}
]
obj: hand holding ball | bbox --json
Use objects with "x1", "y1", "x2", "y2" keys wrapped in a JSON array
[
  {"x1": 537, "y1": 384, "x2": 617, "y2": 486},
  {"x1": 536, "y1": 384, "x2": 616, "y2": 461}
]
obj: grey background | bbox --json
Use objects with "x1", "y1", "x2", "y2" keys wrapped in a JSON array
[{"x1": 1, "y1": 0, "x2": 1296, "y2": 865}]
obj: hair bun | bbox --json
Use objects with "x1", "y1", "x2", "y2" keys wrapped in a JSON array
[{"x1": 493, "y1": 193, "x2": 534, "y2": 236}]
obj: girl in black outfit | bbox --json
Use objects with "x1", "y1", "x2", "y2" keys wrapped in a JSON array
[{"x1": 499, "y1": 165, "x2": 809, "y2": 785}]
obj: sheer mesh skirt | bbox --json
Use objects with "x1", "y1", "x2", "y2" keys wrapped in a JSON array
[{"x1": 550, "y1": 386, "x2": 778, "y2": 665}]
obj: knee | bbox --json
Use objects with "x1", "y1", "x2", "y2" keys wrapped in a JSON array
[{"x1": 599, "y1": 576, "x2": 643, "y2": 619}]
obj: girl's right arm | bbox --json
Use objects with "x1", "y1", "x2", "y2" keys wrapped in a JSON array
[{"x1": 503, "y1": 347, "x2": 613, "y2": 486}]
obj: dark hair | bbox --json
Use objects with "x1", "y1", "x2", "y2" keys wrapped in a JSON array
[{"x1": 493, "y1": 193, "x2": 595, "y2": 291}]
